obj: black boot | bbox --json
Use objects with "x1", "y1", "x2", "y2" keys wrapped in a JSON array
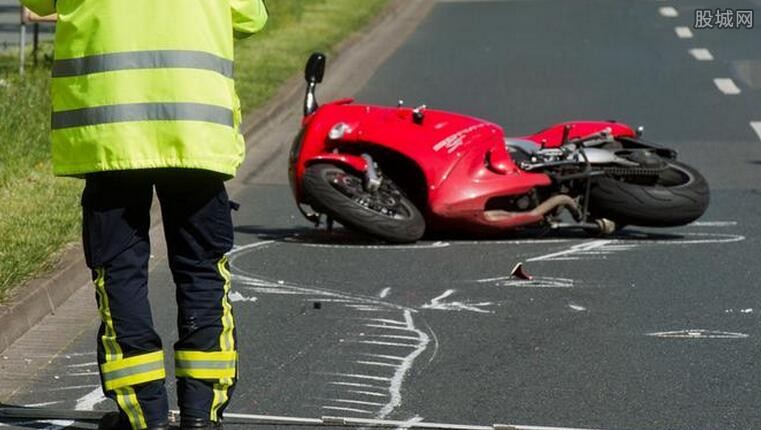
[
  {"x1": 98, "y1": 411, "x2": 170, "y2": 430},
  {"x1": 180, "y1": 417, "x2": 223, "y2": 430}
]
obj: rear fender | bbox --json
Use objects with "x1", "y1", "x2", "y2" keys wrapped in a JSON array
[{"x1": 522, "y1": 121, "x2": 637, "y2": 147}]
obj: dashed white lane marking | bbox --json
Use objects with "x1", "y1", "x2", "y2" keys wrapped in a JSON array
[
  {"x1": 568, "y1": 304, "x2": 587, "y2": 312},
  {"x1": 379, "y1": 287, "x2": 392, "y2": 298},
  {"x1": 714, "y1": 78, "x2": 742, "y2": 95},
  {"x1": 751, "y1": 122, "x2": 761, "y2": 141},
  {"x1": 675, "y1": 26, "x2": 694, "y2": 38},
  {"x1": 689, "y1": 48, "x2": 714, "y2": 61},
  {"x1": 659, "y1": 6, "x2": 678, "y2": 17},
  {"x1": 647, "y1": 330, "x2": 749, "y2": 339}
]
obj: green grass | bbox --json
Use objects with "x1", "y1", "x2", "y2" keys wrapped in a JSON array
[{"x1": 0, "y1": 0, "x2": 388, "y2": 301}]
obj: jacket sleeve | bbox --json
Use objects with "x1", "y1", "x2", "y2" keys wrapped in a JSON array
[
  {"x1": 20, "y1": 0, "x2": 56, "y2": 17},
  {"x1": 231, "y1": 0, "x2": 268, "y2": 40}
]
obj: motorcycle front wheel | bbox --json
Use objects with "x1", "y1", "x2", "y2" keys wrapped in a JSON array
[
  {"x1": 302, "y1": 163, "x2": 426, "y2": 243},
  {"x1": 588, "y1": 160, "x2": 710, "y2": 227}
]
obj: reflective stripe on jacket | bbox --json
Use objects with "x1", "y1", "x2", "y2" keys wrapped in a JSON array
[{"x1": 22, "y1": 0, "x2": 268, "y2": 177}]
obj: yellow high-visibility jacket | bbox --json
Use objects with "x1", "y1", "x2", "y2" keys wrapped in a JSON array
[{"x1": 21, "y1": 0, "x2": 268, "y2": 177}]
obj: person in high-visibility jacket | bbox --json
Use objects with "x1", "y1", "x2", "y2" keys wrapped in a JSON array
[{"x1": 20, "y1": 1, "x2": 267, "y2": 429}]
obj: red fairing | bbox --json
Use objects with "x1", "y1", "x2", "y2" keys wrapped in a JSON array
[{"x1": 291, "y1": 98, "x2": 636, "y2": 231}]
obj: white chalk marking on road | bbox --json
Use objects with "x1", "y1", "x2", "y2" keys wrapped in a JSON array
[
  {"x1": 363, "y1": 318, "x2": 406, "y2": 326},
  {"x1": 690, "y1": 221, "x2": 738, "y2": 227},
  {"x1": 356, "y1": 340, "x2": 418, "y2": 348},
  {"x1": 329, "y1": 381, "x2": 387, "y2": 389},
  {"x1": 751, "y1": 122, "x2": 761, "y2": 141},
  {"x1": 26, "y1": 386, "x2": 108, "y2": 429},
  {"x1": 22, "y1": 401, "x2": 62, "y2": 408},
  {"x1": 647, "y1": 329, "x2": 749, "y2": 339},
  {"x1": 377, "y1": 310, "x2": 430, "y2": 419},
  {"x1": 689, "y1": 48, "x2": 714, "y2": 61},
  {"x1": 67, "y1": 371, "x2": 100, "y2": 376},
  {"x1": 741, "y1": 308, "x2": 754, "y2": 314},
  {"x1": 675, "y1": 26, "x2": 694, "y2": 38},
  {"x1": 346, "y1": 305, "x2": 386, "y2": 311},
  {"x1": 568, "y1": 304, "x2": 587, "y2": 312},
  {"x1": 379, "y1": 287, "x2": 392, "y2": 298},
  {"x1": 328, "y1": 399, "x2": 386, "y2": 407},
  {"x1": 361, "y1": 353, "x2": 406, "y2": 361},
  {"x1": 37, "y1": 384, "x2": 100, "y2": 392},
  {"x1": 421, "y1": 290, "x2": 493, "y2": 314},
  {"x1": 66, "y1": 361, "x2": 98, "y2": 368},
  {"x1": 298, "y1": 241, "x2": 450, "y2": 250},
  {"x1": 659, "y1": 6, "x2": 678, "y2": 17},
  {"x1": 311, "y1": 298, "x2": 360, "y2": 303},
  {"x1": 321, "y1": 406, "x2": 374, "y2": 415},
  {"x1": 228, "y1": 291, "x2": 258, "y2": 303},
  {"x1": 714, "y1": 78, "x2": 741, "y2": 95},
  {"x1": 348, "y1": 390, "x2": 388, "y2": 398},
  {"x1": 394, "y1": 415, "x2": 425, "y2": 430},
  {"x1": 330, "y1": 373, "x2": 392, "y2": 382},
  {"x1": 355, "y1": 360, "x2": 401, "y2": 368},
  {"x1": 481, "y1": 276, "x2": 575, "y2": 289},
  {"x1": 239, "y1": 286, "x2": 306, "y2": 295},
  {"x1": 528, "y1": 240, "x2": 613, "y2": 262},
  {"x1": 365, "y1": 324, "x2": 418, "y2": 331},
  {"x1": 368, "y1": 335, "x2": 422, "y2": 341}
]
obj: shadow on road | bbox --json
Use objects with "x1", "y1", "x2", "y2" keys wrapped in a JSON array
[{"x1": 234, "y1": 224, "x2": 686, "y2": 245}]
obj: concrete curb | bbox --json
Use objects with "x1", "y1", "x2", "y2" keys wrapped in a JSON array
[
  {"x1": 0, "y1": 0, "x2": 432, "y2": 355},
  {"x1": 0, "y1": 243, "x2": 90, "y2": 353}
]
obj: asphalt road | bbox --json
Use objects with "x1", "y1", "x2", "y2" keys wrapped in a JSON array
[{"x1": 4, "y1": 1, "x2": 761, "y2": 429}]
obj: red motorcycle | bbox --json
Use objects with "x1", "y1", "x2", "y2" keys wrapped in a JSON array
[{"x1": 289, "y1": 53, "x2": 710, "y2": 243}]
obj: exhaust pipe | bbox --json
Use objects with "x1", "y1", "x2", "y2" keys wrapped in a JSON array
[{"x1": 483, "y1": 195, "x2": 582, "y2": 226}]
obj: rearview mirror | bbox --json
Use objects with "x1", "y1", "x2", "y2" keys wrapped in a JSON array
[{"x1": 305, "y1": 53, "x2": 326, "y2": 84}]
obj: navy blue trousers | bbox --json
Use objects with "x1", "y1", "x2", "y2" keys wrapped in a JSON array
[{"x1": 81, "y1": 169, "x2": 237, "y2": 429}]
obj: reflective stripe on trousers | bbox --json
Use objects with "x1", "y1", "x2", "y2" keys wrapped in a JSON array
[
  {"x1": 95, "y1": 268, "x2": 165, "y2": 430},
  {"x1": 175, "y1": 255, "x2": 237, "y2": 423}
]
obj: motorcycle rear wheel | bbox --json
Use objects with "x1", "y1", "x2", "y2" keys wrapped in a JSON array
[
  {"x1": 303, "y1": 163, "x2": 426, "y2": 243},
  {"x1": 588, "y1": 160, "x2": 709, "y2": 227}
]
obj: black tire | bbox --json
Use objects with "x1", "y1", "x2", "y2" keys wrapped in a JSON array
[
  {"x1": 303, "y1": 163, "x2": 426, "y2": 243},
  {"x1": 588, "y1": 160, "x2": 709, "y2": 227}
]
